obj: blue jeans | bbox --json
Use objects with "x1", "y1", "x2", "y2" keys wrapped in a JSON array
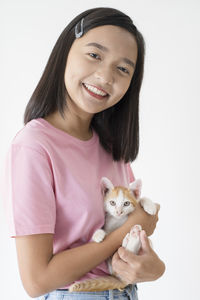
[{"x1": 35, "y1": 284, "x2": 138, "y2": 299}]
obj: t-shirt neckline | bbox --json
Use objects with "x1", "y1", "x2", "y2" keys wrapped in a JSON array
[{"x1": 34, "y1": 118, "x2": 98, "y2": 146}]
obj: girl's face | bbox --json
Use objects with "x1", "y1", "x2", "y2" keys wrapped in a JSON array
[{"x1": 64, "y1": 25, "x2": 138, "y2": 116}]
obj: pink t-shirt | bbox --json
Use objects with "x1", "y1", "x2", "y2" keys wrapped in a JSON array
[{"x1": 3, "y1": 118, "x2": 135, "y2": 288}]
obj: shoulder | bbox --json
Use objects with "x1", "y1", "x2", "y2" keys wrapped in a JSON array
[{"x1": 11, "y1": 118, "x2": 53, "y2": 157}]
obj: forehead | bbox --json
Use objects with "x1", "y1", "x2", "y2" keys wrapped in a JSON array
[
  {"x1": 74, "y1": 25, "x2": 138, "y2": 61},
  {"x1": 106, "y1": 187, "x2": 138, "y2": 206}
]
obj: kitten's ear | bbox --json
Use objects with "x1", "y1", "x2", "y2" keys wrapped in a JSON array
[
  {"x1": 129, "y1": 179, "x2": 142, "y2": 200},
  {"x1": 100, "y1": 177, "x2": 114, "y2": 197}
]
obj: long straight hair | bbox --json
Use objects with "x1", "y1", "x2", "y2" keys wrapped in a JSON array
[{"x1": 24, "y1": 7, "x2": 145, "y2": 163}]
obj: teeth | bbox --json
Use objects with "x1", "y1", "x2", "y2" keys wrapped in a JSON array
[{"x1": 84, "y1": 83, "x2": 107, "y2": 96}]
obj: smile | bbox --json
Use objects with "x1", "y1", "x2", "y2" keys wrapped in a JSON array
[{"x1": 82, "y1": 83, "x2": 109, "y2": 99}]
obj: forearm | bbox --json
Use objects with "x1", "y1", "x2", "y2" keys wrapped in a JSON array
[
  {"x1": 39, "y1": 224, "x2": 129, "y2": 295},
  {"x1": 37, "y1": 206, "x2": 155, "y2": 296}
]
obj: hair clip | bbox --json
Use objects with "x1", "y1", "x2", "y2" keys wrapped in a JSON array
[{"x1": 75, "y1": 18, "x2": 84, "y2": 38}]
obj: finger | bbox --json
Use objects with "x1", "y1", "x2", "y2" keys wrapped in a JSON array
[
  {"x1": 112, "y1": 251, "x2": 120, "y2": 263},
  {"x1": 140, "y1": 230, "x2": 152, "y2": 253},
  {"x1": 112, "y1": 250, "x2": 129, "y2": 273},
  {"x1": 118, "y1": 247, "x2": 138, "y2": 263}
]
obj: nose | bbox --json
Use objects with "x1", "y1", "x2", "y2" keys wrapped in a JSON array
[
  {"x1": 94, "y1": 65, "x2": 114, "y2": 85},
  {"x1": 116, "y1": 209, "x2": 122, "y2": 216}
]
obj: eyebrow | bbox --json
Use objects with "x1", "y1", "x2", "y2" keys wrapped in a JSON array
[{"x1": 85, "y1": 42, "x2": 135, "y2": 69}]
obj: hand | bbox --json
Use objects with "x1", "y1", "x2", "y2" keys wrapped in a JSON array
[
  {"x1": 126, "y1": 203, "x2": 160, "y2": 236},
  {"x1": 112, "y1": 230, "x2": 165, "y2": 285}
]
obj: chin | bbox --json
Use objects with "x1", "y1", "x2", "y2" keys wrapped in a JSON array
[{"x1": 115, "y1": 214, "x2": 124, "y2": 218}]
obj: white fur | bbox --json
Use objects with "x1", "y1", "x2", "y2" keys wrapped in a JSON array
[
  {"x1": 92, "y1": 177, "x2": 158, "y2": 273},
  {"x1": 104, "y1": 213, "x2": 128, "y2": 233},
  {"x1": 140, "y1": 197, "x2": 157, "y2": 215},
  {"x1": 92, "y1": 179, "x2": 136, "y2": 243},
  {"x1": 104, "y1": 190, "x2": 135, "y2": 221},
  {"x1": 122, "y1": 225, "x2": 142, "y2": 254},
  {"x1": 129, "y1": 179, "x2": 142, "y2": 200},
  {"x1": 92, "y1": 229, "x2": 106, "y2": 243}
]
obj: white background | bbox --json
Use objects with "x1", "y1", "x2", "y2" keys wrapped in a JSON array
[{"x1": 0, "y1": 0, "x2": 200, "y2": 299}]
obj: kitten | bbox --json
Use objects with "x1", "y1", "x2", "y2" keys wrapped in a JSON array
[{"x1": 69, "y1": 177, "x2": 157, "y2": 292}]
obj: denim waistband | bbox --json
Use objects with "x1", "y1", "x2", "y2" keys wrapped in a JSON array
[
  {"x1": 49, "y1": 284, "x2": 139, "y2": 300},
  {"x1": 56, "y1": 284, "x2": 137, "y2": 293},
  {"x1": 37, "y1": 284, "x2": 138, "y2": 300}
]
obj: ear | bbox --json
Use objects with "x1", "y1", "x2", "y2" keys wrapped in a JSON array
[
  {"x1": 129, "y1": 179, "x2": 142, "y2": 200},
  {"x1": 100, "y1": 177, "x2": 114, "y2": 197}
]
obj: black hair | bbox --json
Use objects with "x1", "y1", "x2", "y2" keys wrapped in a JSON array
[{"x1": 24, "y1": 7, "x2": 145, "y2": 163}]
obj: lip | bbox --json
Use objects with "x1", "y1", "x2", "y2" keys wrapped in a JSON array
[
  {"x1": 82, "y1": 83, "x2": 109, "y2": 100},
  {"x1": 82, "y1": 82, "x2": 110, "y2": 96}
]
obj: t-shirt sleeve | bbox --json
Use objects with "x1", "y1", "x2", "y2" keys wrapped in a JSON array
[
  {"x1": 126, "y1": 163, "x2": 135, "y2": 183},
  {"x1": 3, "y1": 144, "x2": 56, "y2": 238}
]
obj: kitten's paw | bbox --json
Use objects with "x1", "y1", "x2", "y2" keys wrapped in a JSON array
[
  {"x1": 140, "y1": 197, "x2": 157, "y2": 215},
  {"x1": 92, "y1": 229, "x2": 106, "y2": 243},
  {"x1": 131, "y1": 224, "x2": 142, "y2": 233},
  {"x1": 122, "y1": 233, "x2": 130, "y2": 248},
  {"x1": 124, "y1": 225, "x2": 142, "y2": 254}
]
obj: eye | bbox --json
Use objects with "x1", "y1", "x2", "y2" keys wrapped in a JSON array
[
  {"x1": 110, "y1": 201, "x2": 116, "y2": 206},
  {"x1": 118, "y1": 66, "x2": 130, "y2": 74},
  {"x1": 88, "y1": 53, "x2": 101, "y2": 60},
  {"x1": 124, "y1": 201, "x2": 130, "y2": 206}
]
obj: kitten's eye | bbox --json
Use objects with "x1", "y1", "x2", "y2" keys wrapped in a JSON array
[
  {"x1": 124, "y1": 201, "x2": 130, "y2": 206},
  {"x1": 110, "y1": 201, "x2": 116, "y2": 206}
]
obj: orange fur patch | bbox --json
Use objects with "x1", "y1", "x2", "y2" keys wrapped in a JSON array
[
  {"x1": 105, "y1": 186, "x2": 138, "y2": 206},
  {"x1": 69, "y1": 275, "x2": 127, "y2": 292}
]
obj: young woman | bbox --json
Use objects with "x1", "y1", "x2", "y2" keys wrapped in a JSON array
[{"x1": 3, "y1": 7, "x2": 165, "y2": 300}]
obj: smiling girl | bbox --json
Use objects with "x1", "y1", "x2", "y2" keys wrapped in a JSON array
[{"x1": 3, "y1": 7, "x2": 165, "y2": 300}]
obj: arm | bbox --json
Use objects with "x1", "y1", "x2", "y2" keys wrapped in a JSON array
[{"x1": 15, "y1": 203, "x2": 158, "y2": 298}]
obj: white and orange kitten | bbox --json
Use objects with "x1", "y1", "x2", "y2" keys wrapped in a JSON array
[{"x1": 69, "y1": 177, "x2": 158, "y2": 292}]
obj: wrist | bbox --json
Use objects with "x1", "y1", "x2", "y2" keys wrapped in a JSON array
[{"x1": 104, "y1": 221, "x2": 132, "y2": 249}]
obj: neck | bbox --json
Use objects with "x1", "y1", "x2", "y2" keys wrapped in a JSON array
[{"x1": 44, "y1": 108, "x2": 94, "y2": 141}]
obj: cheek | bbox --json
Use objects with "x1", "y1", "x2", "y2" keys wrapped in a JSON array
[
  {"x1": 64, "y1": 67, "x2": 82, "y2": 87},
  {"x1": 105, "y1": 203, "x2": 115, "y2": 214},
  {"x1": 124, "y1": 205, "x2": 134, "y2": 214},
  {"x1": 114, "y1": 79, "x2": 131, "y2": 100},
  {"x1": 64, "y1": 57, "x2": 88, "y2": 88},
  {"x1": 111, "y1": 206, "x2": 116, "y2": 214}
]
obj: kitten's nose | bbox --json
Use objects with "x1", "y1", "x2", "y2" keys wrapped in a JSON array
[{"x1": 116, "y1": 210, "x2": 122, "y2": 216}]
